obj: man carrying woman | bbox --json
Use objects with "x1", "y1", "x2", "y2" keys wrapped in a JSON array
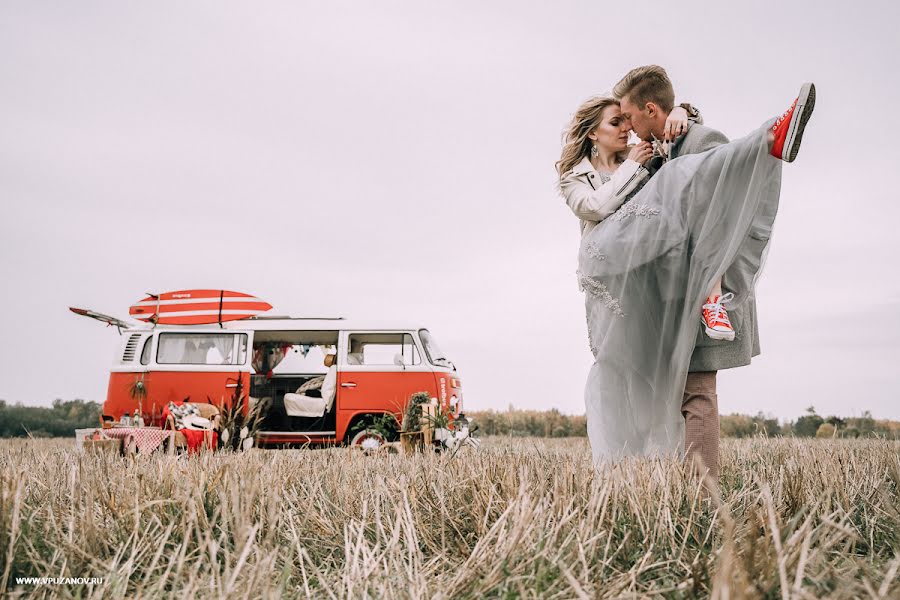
[{"x1": 558, "y1": 65, "x2": 814, "y2": 481}]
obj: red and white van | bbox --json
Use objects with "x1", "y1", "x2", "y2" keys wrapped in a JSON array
[{"x1": 101, "y1": 316, "x2": 463, "y2": 447}]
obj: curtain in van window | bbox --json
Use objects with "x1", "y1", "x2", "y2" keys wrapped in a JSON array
[
  {"x1": 251, "y1": 343, "x2": 292, "y2": 376},
  {"x1": 208, "y1": 335, "x2": 233, "y2": 364},
  {"x1": 157, "y1": 334, "x2": 237, "y2": 365},
  {"x1": 157, "y1": 336, "x2": 186, "y2": 364}
]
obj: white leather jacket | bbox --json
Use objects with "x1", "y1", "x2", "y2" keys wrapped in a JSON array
[{"x1": 558, "y1": 156, "x2": 650, "y2": 238}]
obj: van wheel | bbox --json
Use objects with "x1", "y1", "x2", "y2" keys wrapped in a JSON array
[{"x1": 349, "y1": 429, "x2": 385, "y2": 451}]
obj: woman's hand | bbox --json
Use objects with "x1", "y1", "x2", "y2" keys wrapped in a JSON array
[
  {"x1": 664, "y1": 105, "x2": 690, "y2": 141},
  {"x1": 627, "y1": 141, "x2": 653, "y2": 165}
]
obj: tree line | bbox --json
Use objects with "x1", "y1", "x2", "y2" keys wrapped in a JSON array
[
  {"x1": 0, "y1": 399, "x2": 102, "y2": 437},
  {"x1": 1, "y1": 399, "x2": 897, "y2": 440},
  {"x1": 718, "y1": 406, "x2": 900, "y2": 439},
  {"x1": 466, "y1": 406, "x2": 900, "y2": 440}
]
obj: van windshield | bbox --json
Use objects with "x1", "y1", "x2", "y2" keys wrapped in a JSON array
[{"x1": 419, "y1": 329, "x2": 452, "y2": 368}]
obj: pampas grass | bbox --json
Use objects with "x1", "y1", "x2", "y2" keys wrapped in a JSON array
[{"x1": 1, "y1": 437, "x2": 898, "y2": 598}]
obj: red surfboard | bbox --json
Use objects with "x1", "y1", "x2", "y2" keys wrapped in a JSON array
[{"x1": 129, "y1": 290, "x2": 272, "y2": 325}]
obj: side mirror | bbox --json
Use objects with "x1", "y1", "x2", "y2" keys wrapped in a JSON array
[{"x1": 393, "y1": 353, "x2": 407, "y2": 368}]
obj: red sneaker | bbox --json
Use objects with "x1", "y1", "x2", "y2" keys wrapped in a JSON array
[
  {"x1": 770, "y1": 82, "x2": 816, "y2": 162},
  {"x1": 702, "y1": 293, "x2": 735, "y2": 341}
]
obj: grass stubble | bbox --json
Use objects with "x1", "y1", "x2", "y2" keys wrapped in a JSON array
[{"x1": 1, "y1": 437, "x2": 898, "y2": 599}]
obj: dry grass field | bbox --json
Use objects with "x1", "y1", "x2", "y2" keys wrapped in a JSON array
[{"x1": 1, "y1": 437, "x2": 898, "y2": 599}]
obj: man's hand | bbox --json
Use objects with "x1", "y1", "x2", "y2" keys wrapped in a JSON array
[
  {"x1": 627, "y1": 141, "x2": 653, "y2": 165},
  {"x1": 664, "y1": 106, "x2": 690, "y2": 141}
]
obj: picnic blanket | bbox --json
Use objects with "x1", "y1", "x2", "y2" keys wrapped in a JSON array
[{"x1": 102, "y1": 427, "x2": 173, "y2": 453}]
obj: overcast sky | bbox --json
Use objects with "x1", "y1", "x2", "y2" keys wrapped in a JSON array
[{"x1": 2, "y1": 1, "x2": 899, "y2": 421}]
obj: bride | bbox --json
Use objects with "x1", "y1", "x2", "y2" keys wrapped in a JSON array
[{"x1": 557, "y1": 81, "x2": 815, "y2": 465}]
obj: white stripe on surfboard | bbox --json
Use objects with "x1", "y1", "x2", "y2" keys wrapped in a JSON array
[
  {"x1": 131, "y1": 309, "x2": 267, "y2": 318},
  {"x1": 131, "y1": 297, "x2": 263, "y2": 307}
]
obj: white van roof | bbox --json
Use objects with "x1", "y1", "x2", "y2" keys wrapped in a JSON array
[
  {"x1": 125, "y1": 317, "x2": 428, "y2": 332},
  {"x1": 230, "y1": 317, "x2": 427, "y2": 332}
]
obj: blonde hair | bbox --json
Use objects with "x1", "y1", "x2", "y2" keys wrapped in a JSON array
[
  {"x1": 612, "y1": 65, "x2": 675, "y2": 113},
  {"x1": 556, "y1": 96, "x2": 620, "y2": 177}
]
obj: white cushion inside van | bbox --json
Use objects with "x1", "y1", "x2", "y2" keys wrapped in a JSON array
[{"x1": 283, "y1": 393, "x2": 327, "y2": 418}]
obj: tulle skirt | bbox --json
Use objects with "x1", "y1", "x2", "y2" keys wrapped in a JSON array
[{"x1": 579, "y1": 122, "x2": 782, "y2": 464}]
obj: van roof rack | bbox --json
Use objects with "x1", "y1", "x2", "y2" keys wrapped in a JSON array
[{"x1": 248, "y1": 315, "x2": 345, "y2": 321}]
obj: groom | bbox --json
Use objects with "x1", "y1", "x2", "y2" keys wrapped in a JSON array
[{"x1": 612, "y1": 65, "x2": 751, "y2": 483}]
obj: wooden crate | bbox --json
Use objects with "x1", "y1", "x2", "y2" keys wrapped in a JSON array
[
  {"x1": 420, "y1": 404, "x2": 436, "y2": 446},
  {"x1": 399, "y1": 431, "x2": 424, "y2": 454}
]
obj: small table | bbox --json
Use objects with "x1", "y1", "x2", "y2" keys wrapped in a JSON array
[{"x1": 101, "y1": 427, "x2": 174, "y2": 454}]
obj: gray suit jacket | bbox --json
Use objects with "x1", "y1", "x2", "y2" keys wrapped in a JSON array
[{"x1": 665, "y1": 124, "x2": 761, "y2": 372}]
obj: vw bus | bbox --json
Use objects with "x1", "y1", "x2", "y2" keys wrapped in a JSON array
[{"x1": 101, "y1": 316, "x2": 463, "y2": 447}]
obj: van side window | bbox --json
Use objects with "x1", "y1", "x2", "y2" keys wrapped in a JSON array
[
  {"x1": 347, "y1": 333, "x2": 421, "y2": 366},
  {"x1": 140, "y1": 337, "x2": 152, "y2": 365},
  {"x1": 157, "y1": 333, "x2": 248, "y2": 365}
]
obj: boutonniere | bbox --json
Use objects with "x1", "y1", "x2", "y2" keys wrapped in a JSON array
[{"x1": 650, "y1": 134, "x2": 671, "y2": 163}]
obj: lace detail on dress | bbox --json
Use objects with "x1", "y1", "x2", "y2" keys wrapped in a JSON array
[
  {"x1": 611, "y1": 203, "x2": 661, "y2": 221},
  {"x1": 578, "y1": 271, "x2": 625, "y2": 317},
  {"x1": 586, "y1": 313, "x2": 599, "y2": 355},
  {"x1": 585, "y1": 241, "x2": 606, "y2": 261}
]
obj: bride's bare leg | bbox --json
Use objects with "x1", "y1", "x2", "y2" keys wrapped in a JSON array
[{"x1": 709, "y1": 278, "x2": 723, "y2": 299}]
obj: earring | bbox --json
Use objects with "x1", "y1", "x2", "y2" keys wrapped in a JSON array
[{"x1": 590, "y1": 145, "x2": 599, "y2": 158}]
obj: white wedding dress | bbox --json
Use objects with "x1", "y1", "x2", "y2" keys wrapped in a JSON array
[{"x1": 579, "y1": 123, "x2": 782, "y2": 464}]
